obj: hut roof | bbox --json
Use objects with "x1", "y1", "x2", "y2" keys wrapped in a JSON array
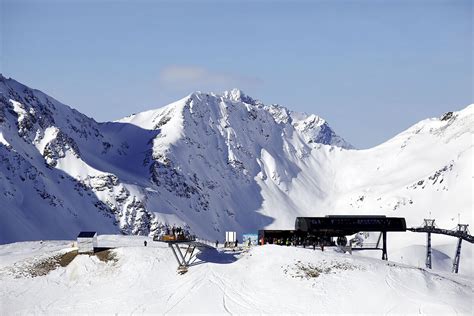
[{"x1": 77, "y1": 231, "x2": 97, "y2": 238}]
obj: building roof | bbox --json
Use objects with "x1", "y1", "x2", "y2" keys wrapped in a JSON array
[{"x1": 77, "y1": 231, "x2": 97, "y2": 238}]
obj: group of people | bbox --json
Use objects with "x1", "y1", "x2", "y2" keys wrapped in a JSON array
[
  {"x1": 151, "y1": 224, "x2": 193, "y2": 242},
  {"x1": 215, "y1": 239, "x2": 239, "y2": 249},
  {"x1": 164, "y1": 225, "x2": 191, "y2": 240},
  {"x1": 263, "y1": 237, "x2": 325, "y2": 251}
]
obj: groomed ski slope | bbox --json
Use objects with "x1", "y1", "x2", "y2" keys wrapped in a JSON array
[{"x1": 1, "y1": 236, "x2": 472, "y2": 314}]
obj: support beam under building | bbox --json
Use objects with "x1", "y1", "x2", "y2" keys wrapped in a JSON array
[
  {"x1": 452, "y1": 237, "x2": 462, "y2": 273},
  {"x1": 426, "y1": 232, "x2": 432, "y2": 269},
  {"x1": 382, "y1": 231, "x2": 387, "y2": 261},
  {"x1": 452, "y1": 224, "x2": 468, "y2": 274},
  {"x1": 168, "y1": 243, "x2": 199, "y2": 273}
]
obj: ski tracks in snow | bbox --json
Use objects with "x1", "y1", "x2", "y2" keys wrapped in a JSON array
[
  {"x1": 383, "y1": 264, "x2": 466, "y2": 314},
  {"x1": 163, "y1": 250, "x2": 265, "y2": 314},
  {"x1": 207, "y1": 269, "x2": 264, "y2": 314}
]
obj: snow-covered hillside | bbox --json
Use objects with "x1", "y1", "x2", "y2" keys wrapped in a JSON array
[
  {"x1": 0, "y1": 74, "x2": 472, "y2": 249},
  {"x1": 0, "y1": 237, "x2": 472, "y2": 314}
]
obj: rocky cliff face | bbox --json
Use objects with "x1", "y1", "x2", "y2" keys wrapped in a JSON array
[
  {"x1": 0, "y1": 75, "x2": 471, "y2": 243},
  {"x1": 0, "y1": 76, "x2": 158, "y2": 242}
]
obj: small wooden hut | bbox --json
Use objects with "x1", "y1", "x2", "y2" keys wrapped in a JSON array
[{"x1": 77, "y1": 231, "x2": 97, "y2": 253}]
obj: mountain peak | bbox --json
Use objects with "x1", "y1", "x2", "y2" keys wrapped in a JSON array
[{"x1": 222, "y1": 88, "x2": 259, "y2": 105}]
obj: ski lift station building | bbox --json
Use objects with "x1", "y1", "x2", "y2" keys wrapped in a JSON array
[{"x1": 77, "y1": 231, "x2": 97, "y2": 253}]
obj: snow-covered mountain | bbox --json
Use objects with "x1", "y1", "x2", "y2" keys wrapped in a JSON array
[{"x1": 0, "y1": 74, "x2": 472, "y2": 244}]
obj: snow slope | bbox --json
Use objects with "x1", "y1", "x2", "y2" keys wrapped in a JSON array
[
  {"x1": 0, "y1": 74, "x2": 472, "y2": 274},
  {"x1": 0, "y1": 238, "x2": 472, "y2": 314}
]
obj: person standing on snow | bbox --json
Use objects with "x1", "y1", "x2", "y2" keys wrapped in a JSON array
[{"x1": 215, "y1": 240, "x2": 219, "y2": 248}]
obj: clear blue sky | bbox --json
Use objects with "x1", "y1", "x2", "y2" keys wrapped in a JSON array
[{"x1": 1, "y1": 0, "x2": 472, "y2": 148}]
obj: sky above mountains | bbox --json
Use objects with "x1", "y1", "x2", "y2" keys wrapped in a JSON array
[{"x1": 1, "y1": 0, "x2": 472, "y2": 148}]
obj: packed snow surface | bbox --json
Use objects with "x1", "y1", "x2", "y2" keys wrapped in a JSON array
[{"x1": 1, "y1": 237, "x2": 472, "y2": 314}]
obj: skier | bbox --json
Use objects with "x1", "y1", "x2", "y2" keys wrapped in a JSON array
[
  {"x1": 235, "y1": 239, "x2": 238, "y2": 248},
  {"x1": 144, "y1": 240, "x2": 147, "y2": 247},
  {"x1": 215, "y1": 240, "x2": 219, "y2": 248},
  {"x1": 313, "y1": 241, "x2": 316, "y2": 251}
]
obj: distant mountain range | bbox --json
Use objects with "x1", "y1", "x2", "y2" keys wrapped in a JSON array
[{"x1": 0, "y1": 74, "x2": 472, "y2": 243}]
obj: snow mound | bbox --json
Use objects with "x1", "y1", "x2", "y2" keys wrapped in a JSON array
[{"x1": 0, "y1": 240, "x2": 472, "y2": 314}]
